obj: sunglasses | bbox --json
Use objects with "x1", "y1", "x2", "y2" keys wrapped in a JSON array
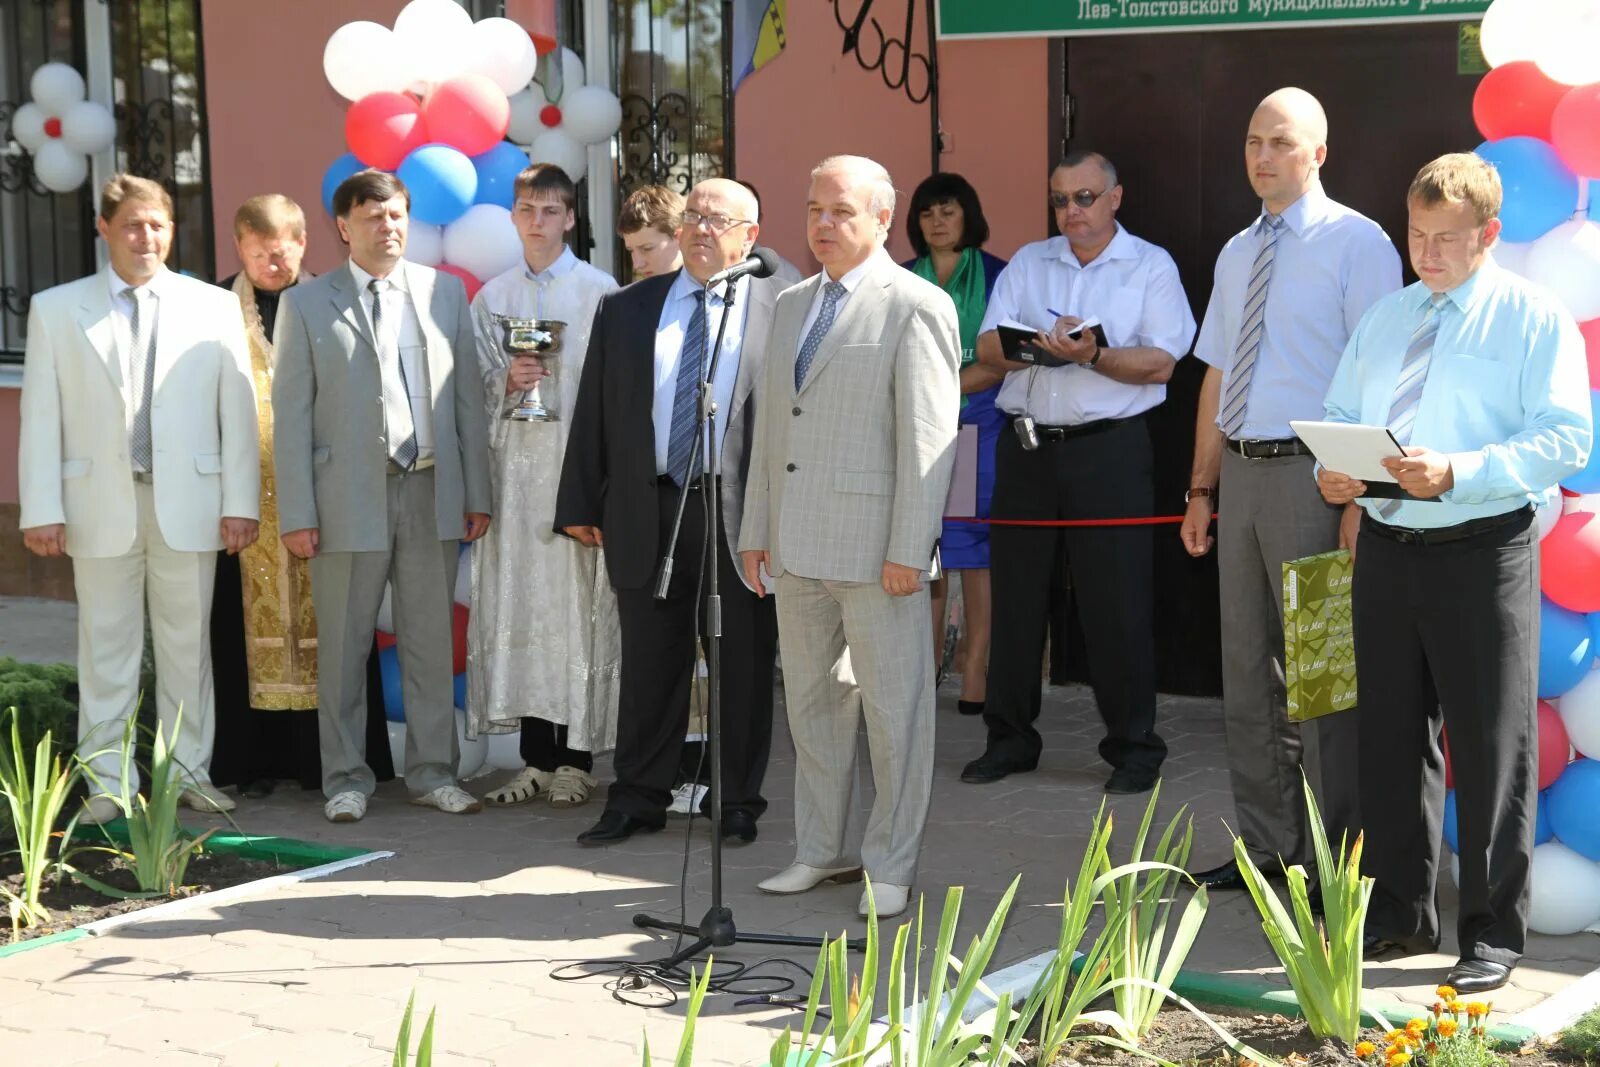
[{"x1": 1049, "y1": 188, "x2": 1111, "y2": 210}]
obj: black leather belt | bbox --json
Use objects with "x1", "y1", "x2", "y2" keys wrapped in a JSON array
[
  {"x1": 1225, "y1": 437, "x2": 1311, "y2": 459},
  {"x1": 657, "y1": 474, "x2": 709, "y2": 491},
  {"x1": 1362, "y1": 505, "x2": 1532, "y2": 546},
  {"x1": 1028, "y1": 412, "x2": 1142, "y2": 441}
]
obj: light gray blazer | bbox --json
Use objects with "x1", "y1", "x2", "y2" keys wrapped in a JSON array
[
  {"x1": 272, "y1": 261, "x2": 492, "y2": 554},
  {"x1": 738, "y1": 254, "x2": 960, "y2": 584}
]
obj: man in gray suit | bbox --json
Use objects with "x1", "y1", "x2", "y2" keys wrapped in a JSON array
[
  {"x1": 739, "y1": 155, "x2": 961, "y2": 919},
  {"x1": 274, "y1": 170, "x2": 493, "y2": 823}
]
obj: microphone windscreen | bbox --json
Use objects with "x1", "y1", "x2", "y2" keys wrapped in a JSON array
[{"x1": 747, "y1": 247, "x2": 780, "y2": 279}]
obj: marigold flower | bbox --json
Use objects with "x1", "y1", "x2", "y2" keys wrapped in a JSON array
[
  {"x1": 1386, "y1": 1052, "x2": 1412, "y2": 1067},
  {"x1": 1406, "y1": 1019, "x2": 1427, "y2": 1036},
  {"x1": 1436, "y1": 985, "x2": 1457, "y2": 999},
  {"x1": 1385, "y1": 1030, "x2": 1406, "y2": 1043},
  {"x1": 1431, "y1": 1001, "x2": 1445, "y2": 1017},
  {"x1": 1438, "y1": 1019, "x2": 1459, "y2": 1037},
  {"x1": 1386, "y1": 1044, "x2": 1403, "y2": 1058},
  {"x1": 1426, "y1": 1042, "x2": 1439, "y2": 1055},
  {"x1": 1447, "y1": 999, "x2": 1464, "y2": 1015},
  {"x1": 1466, "y1": 1002, "x2": 1488, "y2": 1019},
  {"x1": 1356, "y1": 1041, "x2": 1378, "y2": 1058}
]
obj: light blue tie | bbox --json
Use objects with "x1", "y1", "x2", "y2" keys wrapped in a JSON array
[
  {"x1": 666, "y1": 289, "x2": 708, "y2": 486},
  {"x1": 795, "y1": 281, "x2": 847, "y2": 391},
  {"x1": 1377, "y1": 292, "x2": 1449, "y2": 518},
  {"x1": 1218, "y1": 213, "x2": 1286, "y2": 438}
]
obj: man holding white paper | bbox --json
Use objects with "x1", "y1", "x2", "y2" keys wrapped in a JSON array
[
  {"x1": 1317, "y1": 153, "x2": 1589, "y2": 993},
  {"x1": 1180, "y1": 88, "x2": 1400, "y2": 894}
]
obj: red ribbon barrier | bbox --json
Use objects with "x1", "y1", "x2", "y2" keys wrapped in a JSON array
[{"x1": 946, "y1": 514, "x2": 1213, "y2": 527}]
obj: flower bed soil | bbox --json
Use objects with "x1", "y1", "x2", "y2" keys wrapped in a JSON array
[{"x1": 1, "y1": 847, "x2": 290, "y2": 945}]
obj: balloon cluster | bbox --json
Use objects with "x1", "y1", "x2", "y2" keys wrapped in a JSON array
[
  {"x1": 319, "y1": 0, "x2": 622, "y2": 298},
  {"x1": 1439, "y1": 0, "x2": 1600, "y2": 935},
  {"x1": 9, "y1": 63, "x2": 117, "y2": 193}
]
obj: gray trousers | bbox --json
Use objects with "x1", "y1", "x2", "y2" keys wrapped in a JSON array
[
  {"x1": 774, "y1": 572, "x2": 935, "y2": 886},
  {"x1": 1218, "y1": 449, "x2": 1359, "y2": 867},
  {"x1": 310, "y1": 467, "x2": 461, "y2": 798}
]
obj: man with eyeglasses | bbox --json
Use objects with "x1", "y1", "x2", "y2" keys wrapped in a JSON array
[
  {"x1": 1180, "y1": 88, "x2": 1399, "y2": 895},
  {"x1": 556, "y1": 179, "x2": 783, "y2": 846},
  {"x1": 963, "y1": 150, "x2": 1194, "y2": 795}
]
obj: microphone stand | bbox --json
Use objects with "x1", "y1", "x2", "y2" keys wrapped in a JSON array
[{"x1": 632, "y1": 272, "x2": 864, "y2": 971}]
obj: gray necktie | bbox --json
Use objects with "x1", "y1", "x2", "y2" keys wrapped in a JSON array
[
  {"x1": 1376, "y1": 292, "x2": 1449, "y2": 519},
  {"x1": 1218, "y1": 213, "x2": 1286, "y2": 438},
  {"x1": 371, "y1": 278, "x2": 418, "y2": 469},
  {"x1": 795, "y1": 281, "x2": 847, "y2": 391},
  {"x1": 125, "y1": 287, "x2": 156, "y2": 472}
]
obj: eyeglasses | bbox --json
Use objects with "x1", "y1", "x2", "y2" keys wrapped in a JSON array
[
  {"x1": 1049, "y1": 188, "x2": 1111, "y2": 210},
  {"x1": 683, "y1": 210, "x2": 753, "y2": 233}
]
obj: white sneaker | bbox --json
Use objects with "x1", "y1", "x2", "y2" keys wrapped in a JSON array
[
  {"x1": 78, "y1": 795, "x2": 124, "y2": 825},
  {"x1": 324, "y1": 790, "x2": 368, "y2": 823},
  {"x1": 410, "y1": 784, "x2": 483, "y2": 814},
  {"x1": 860, "y1": 882, "x2": 912, "y2": 919},
  {"x1": 179, "y1": 782, "x2": 237, "y2": 813},
  {"x1": 547, "y1": 766, "x2": 596, "y2": 808},
  {"x1": 757, "y1": 863, "x2": 864, "y2": 895},
  {"x1": 667, "y1": 782, "x2": 709, "y2": 816}
]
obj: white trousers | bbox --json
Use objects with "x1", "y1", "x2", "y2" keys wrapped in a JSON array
[{"x1": 72, "y1": 481, "x2": 218, "y2": 794}]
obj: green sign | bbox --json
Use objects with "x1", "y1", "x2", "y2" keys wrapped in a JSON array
[
  {"x1": 937, "y1": 0, "x2": 1491, "y2": 39},
  {"x1": 1457, "y1": 21, "x2": 1489, "y2": 74}
]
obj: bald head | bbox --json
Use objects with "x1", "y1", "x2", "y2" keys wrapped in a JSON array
[
  {"x1": 690, "y1": 177, "x2": 758, "y2": 222},
  {"x1": 681, "y1": 177, "x2": 760, "y2": 284},
  {"x1": 1246, "y1": 87, "x2": 1330, "y2": 214}
]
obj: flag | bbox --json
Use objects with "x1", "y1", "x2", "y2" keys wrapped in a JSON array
[{"x1": 732, "y1": 0, "x2": 787, "y2": 89}]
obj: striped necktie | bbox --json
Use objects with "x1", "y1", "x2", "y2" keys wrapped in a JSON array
[
  {"x1": 666, "y1": 289, "x2": 708, "y2": 486},
  {"x1": 1218, "y1": 213, "x2": 1286, "y2": 438},
  {"x1": 1376, "y1": 292, "x2": 1449, "y2": 518}
]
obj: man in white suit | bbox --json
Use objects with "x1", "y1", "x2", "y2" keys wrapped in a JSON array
[
  {"x1": 739, "y1": 155, "x2": 960, "y2": 919},
  {"x1": 19, "y1": 174, "x2": 260, "y2": 821}
]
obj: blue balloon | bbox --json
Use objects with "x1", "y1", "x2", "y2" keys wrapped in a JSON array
[
  {"x1": 1536, "y1": 789, "x2": 1554, "y2": 845},
  {"x1": 1590, "y1": 181, "x2": 1600, "y2": 223},
  {"x1": 1476, "y1": 137, "x2": 1580, "y2": 243},
  {"x1": 397, "y1": 143, "x2": 477, "y2": 225},
  {"x1": 321, "y1": 153, "x2": 366, "y2": 217},
  {"x1": 1548, "y1": 758, "x2": 1600, "y2": 860},
  {"x1": 453, "y1": 671, "x2": 468, "y2": 711},
  {"x1": 1540, "y1": 597, "x2": 1594, "y2": 699},
  {"x1": 1563, "y1": 392, "x2": 1600, "y2": 493},
  {"x1": 379, "y1": 644, "x2": 405, "y2": 723},
  {"x1": 1443, "y1": 789, "x2": 1459, "y2": 854},
  {"x1": 472, "y1": 141, "x2": 531, "y2": 209}
]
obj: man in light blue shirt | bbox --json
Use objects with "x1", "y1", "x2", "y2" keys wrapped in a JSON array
[
  {"x1": 1318, "y1": 153, "x2": 1590, "y2": 993},
  {"x1": 1181, "y1": 88, "x2": 1400, "y2": 894}
]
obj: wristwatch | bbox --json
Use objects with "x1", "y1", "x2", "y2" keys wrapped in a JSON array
[
  {"x1": 1086, "y1": 345, "x2": 1102, "y2": 368},
  {"x1": 1184, "y1": 487, "x2": 1213, "y2": 504}
]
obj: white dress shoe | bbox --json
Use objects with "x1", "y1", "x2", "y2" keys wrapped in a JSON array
[
  {"x1": 860, "y1": 882, "x2": 912, "y2": 919},
  {"x1": 78, "y1": 796, "x2": 124, "y2": 825},
  {"x1": 757, "y1": 863, "x2": 864, "y2": 895},
  {"x1": 324, "y1": 790, "x2": 368, "y2": 823},
  {"x1": 410, "y1": 784, "x2": 484, "y2": 814},
  {"x1": 179, "y1": 782, "x2": 237, "y2": 813}
]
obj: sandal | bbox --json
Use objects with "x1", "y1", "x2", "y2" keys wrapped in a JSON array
[
  {"x1": 548, "y1": 765, "x2": 597, "y2": 808},
  {"x1": 484, "y1": 767, "x2": 551, "y2": 805}
]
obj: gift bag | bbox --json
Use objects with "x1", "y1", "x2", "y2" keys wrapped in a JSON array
[{"x1": 1282, "y1": 549, "x2": 1357, "y2": 722}]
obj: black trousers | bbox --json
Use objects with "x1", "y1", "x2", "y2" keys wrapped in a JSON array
[
  {"x1": 982, "y1": 417, "x2": 1165, "y2": 777},
  {"x1": 519, "y1": 718, "x2": 593, "y2": 773},
  {"x1": 1355, "y1": 508, "x2": 1537, "y2": 966},
  {"x1": 606, "y1": 480, "x2": 778, "y2": 826}
]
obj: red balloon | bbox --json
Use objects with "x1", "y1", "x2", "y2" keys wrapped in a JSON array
[
  {"x1": 1539, "y1": 700, "x2": 1573, "y2": 789},
  {"x1": 1582, "y1": 318, "x2": 1600, "y2": 388},
  {"x1": 421, "y1": 75, "x2": 510, "y2": 157},
  {"x1": 1474, "y1": 62, "x2": 1569, "y2": 143},
  {"x1": 451, "y1": 602, "x2": 469, "y2": 676},
  {"x1": 1541, "y1": 510, "x2": 1600, "y2": 611},
  {"x1": 345, "y1": 91, "x2": 426, "y2": 170},
  {"x1": 1552, "y1": 84, "x2": 1600, "y2": 179},
  {"x1": 435, "y1": 263, "x2": 482, "y2": 301},
  {"x1": 376, "y1": 630, "x2": 397, "y2": 650},
  {"x1": 1444, "y1": 728, "x2": 1454, "y2": 788}
]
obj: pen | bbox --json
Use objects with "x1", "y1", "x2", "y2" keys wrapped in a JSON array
[{"x1": 1047, "y1": 307, "x2": 1064, "y2": 318}]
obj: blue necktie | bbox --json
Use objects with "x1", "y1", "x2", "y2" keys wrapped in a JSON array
[
  {"x1": 666, "y1": 290, "x2": 708, "y2": 486},
  {"x1": 795, "y1": 281, "x2": 847, "y2": 391}
]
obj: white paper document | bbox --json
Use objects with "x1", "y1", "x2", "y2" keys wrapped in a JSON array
[{"x1": 1288, "y1": 420, "x2": 1406, "y2": 483}]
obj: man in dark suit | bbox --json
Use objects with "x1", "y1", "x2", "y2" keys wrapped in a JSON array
[{"x1": 556, "y1": 178, "x2": 781, "y2": 845}]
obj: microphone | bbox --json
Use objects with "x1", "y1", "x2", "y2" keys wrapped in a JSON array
[{"x1": 705, "y1": 247, "x2": 779, "y2": 287}]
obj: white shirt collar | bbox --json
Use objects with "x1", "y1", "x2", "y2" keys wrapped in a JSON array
[
  {"x1": 525, "y1": 246, "x2": 579, "y2": 283},
  {"x1": 824, "y1": 247, "x2": 889, "y2": 292},
  {"x1": 1057, "y1": 224, "x2": 1139, "y2": 267},
  {"x1": 667, "y1": 266, "x2": 734, "y2": 307},
  {"x1": 107, "y1": 264, "x2": 169, "y2": 302},
  {"x1": 348, "y1": 258, "x2": 409, "y2": 294},
  {"x1": 1263, "y1": 182, "x2": 1330, "y2": 237}
]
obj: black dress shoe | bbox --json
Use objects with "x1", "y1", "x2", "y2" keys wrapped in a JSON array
[
  {"x1": 956, "y1": 700, "x2": 985, "y2": 717},
  {"x1": 1445, "y1": 958, "x2": 1512, "y2": 994},
  {"x1": 240, "y1": 778, "x2": 276, "y2": 799},
  {"x1": 576, "y1": 811, "x2": 662, "y2": 847},
  {"x1": 720, "y1": 810, "x2": 758, "y2": 845},
  {"x1": 1364, "y1": 932, "x2": 1439, "y2": 959},
  {"x1": 1104, "y1": 770, "x2": 1156, "y2": 795},
  {"x1": 960, "y1": 750, "x2": 1038, "y2": 784},
  {"x1": 1190, "y1": 860, "x2": 1248, "y2": 892}
]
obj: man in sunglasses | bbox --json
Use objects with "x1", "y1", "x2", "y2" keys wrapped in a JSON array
[{"x1": 964, "y1": 151, "x2": 1194, "y2": 794}]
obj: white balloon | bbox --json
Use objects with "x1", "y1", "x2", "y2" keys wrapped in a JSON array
[
  {"x1": 1534, "y1": 0, "x2": 1600, "y2": 86},
  {"x1": 1559, "y1": 664, "x2": 1600, "y2": 758},
  {"x1": 560, "y1": 85, "x2": 623, "y2": 144},
  {"x1": 485, "y1": 731, "x2": 525, "y2": 771},
  {"x1": 528, "y1": 127, "x2": 587, "y2": 183},
  {"x1": 32, "y1": 139, "x2": 87, "y2": 193},
  {"x1": 394, "y1": 0, "x2": 474, "y2": 85},
  {"x1": 1480, "y1": 0, "x2": 1547, "y2": 68},
  {"x1": 470, "y1": 17, "x2": 540, "y2": 96},
  {"x1": 323, "y1": 21, "x2": 404, "y2": 101},
  {"x1": 1449, "y1": 853, "x2": 1460, "y2": 888},
  {"x1": 1524, "y1": 220, "x2": 1600, "y2": 322},
  {"x1": 1563, "y1": 491, "x2": 1600, "y2": 516},
  {"x1": 507, "y1": 85, "x2": 553, "y2": 145},
  {"x1": 455, "y1": 708, "x2": 488, "y2": 778},
  {"x1": 1492, "y1": 239, "x2": 1533, "y2": 277},
  {"x1": 10, "y1": 102, "x2": 49, "y2": 152},
  {"x1": 407, "y1": 221, "x2": 445, "y2": 267},
  {"x1": 454, "y1": 546, "x2": 473, "y2": 607},
  {"x1": 538, "y1": 47, "x2": 587, "y2": 101},
  {"x1": 59, "y1": 101, "x2": 115, "y2": 154},
  {"x1": 443, "y1": 204, "x2": 523, "y2": 282},
  {"x1": 1528, "y1": 841, "x2": 1600, "y2": 934},
  {"x1": 376, "y1": 581, "x2": 395, "y2": 633},
  {"x1": 30, "y1": 62, "x2": 85, "y2": 113},
  {"x1": 387, "y1": 721, "x2": 408, "y2": 777}
]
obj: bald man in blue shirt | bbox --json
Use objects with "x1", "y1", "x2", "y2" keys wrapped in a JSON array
[{"x1": 1318, "y1": 153, "x2": 1590, "y2": 993}]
